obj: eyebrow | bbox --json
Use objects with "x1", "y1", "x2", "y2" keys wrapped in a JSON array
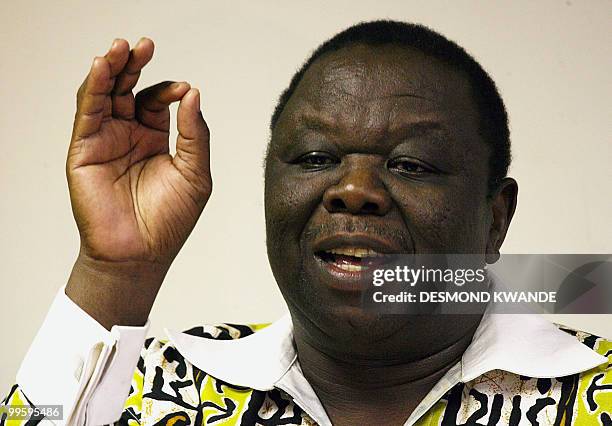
[
  {"x1": 295, "y1": 114, "x2": 448, "y2": 141},
  {"x1": 387, "y1": 120, "x2": 446, "y2": 139},
  {"x1": 296, "y1": 114, "x2": 337, "y2": 134}
]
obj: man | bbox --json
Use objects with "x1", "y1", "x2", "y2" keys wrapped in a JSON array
[{"x1": 2, "y1": 20, "x2": 610, "y2": 425}]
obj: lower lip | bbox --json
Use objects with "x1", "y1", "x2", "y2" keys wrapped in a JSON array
[{"x1": 314, "y1": 255, "x2": 372, "y2": 292}]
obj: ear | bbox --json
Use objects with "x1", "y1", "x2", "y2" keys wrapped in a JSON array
[{"x1": 485, "y1": 178, "x2": 518, "y2": 264}]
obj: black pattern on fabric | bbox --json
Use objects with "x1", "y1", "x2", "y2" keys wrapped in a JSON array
[{"x1": 1, "y1": 323, "x2": 611, "y2": 425}]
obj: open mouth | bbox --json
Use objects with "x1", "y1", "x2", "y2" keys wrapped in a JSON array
[{"x1": 315, "y1": 247, "x2": 386, "y2": 272}]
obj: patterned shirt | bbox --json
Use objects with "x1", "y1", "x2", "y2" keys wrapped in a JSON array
[{"x1": 2, "y1": 312, "x2": 611, "y2": 425}]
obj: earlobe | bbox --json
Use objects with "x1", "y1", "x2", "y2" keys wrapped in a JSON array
[
  {"x1": 486, "y1": 238, "x2": 501, "y2": 264},
  {"x1": 486, "y1": 178, "x2": 518, "y2": 264}
]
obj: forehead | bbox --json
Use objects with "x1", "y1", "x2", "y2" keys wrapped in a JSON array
[{"x1": 276, "y1": 43, "x2": 481, "y2": 146}]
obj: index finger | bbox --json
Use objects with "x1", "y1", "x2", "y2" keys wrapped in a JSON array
[
  {"x1": 72, "y1": 40, "x2": 130, "y2": 140},
  {"x1": 72, "y1": 56, "x2": 112, "y2": 141}
]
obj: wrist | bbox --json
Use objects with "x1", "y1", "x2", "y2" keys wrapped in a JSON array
[{"x1": 66, "y1": 252, "x2": 169, "y2": 330}]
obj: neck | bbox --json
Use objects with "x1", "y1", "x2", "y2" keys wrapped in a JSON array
[{"x1": 292, "y1": 314, "x2": 482, "y2": 425}]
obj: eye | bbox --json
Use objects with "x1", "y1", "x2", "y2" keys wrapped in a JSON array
[
  {"x1": 294, "y1": 151, "x2": 339, "y2": 170},
  {"x1": 387, "y1": 157, "x2": 435, "y2": 177}
]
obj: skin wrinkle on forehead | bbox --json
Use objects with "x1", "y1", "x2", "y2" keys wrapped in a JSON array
[
  {"x1": 273, "y1": 45, "x2": 479, "y2": 137},
  {"x1": 312, "y1": 44, "x2": 443, "y2": 101},
  {"x1": 274, "y1": 56, "x2": 478, "y2": 161},
  {"x1": 288, "y1": 108, "x2": 452, "y2": 149}
]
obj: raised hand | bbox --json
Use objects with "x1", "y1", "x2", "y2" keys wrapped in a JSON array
[{"x1": 65, "y1": 39, "x2": 212, "y2": 328}]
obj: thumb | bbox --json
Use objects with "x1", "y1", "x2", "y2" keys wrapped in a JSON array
[{"x1": 173, "y1": 88, "x2": 211, "y2": 191}]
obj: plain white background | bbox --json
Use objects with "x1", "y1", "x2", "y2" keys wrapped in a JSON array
[{"x1": 1, "y1": 0, "x2": 610, "y2": 394}]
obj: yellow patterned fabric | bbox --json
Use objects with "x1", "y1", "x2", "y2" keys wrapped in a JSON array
[{"x1": 1, "y1": 323, "x2": 611, "y2": 425}]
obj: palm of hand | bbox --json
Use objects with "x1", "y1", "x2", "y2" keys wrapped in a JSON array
[{"x1": 67, "y1": 39, "x2": 210, "y2": 265}]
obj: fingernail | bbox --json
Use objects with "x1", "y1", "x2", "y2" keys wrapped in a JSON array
[
  {"x1": 110, "y1": 39, "x2": 119, "y2": 49},
  {"x1": 171, "y1": 81, "x2": 188, "y2": 90}
]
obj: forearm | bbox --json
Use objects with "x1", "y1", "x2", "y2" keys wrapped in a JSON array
[{"x1": 66, "y1": 252, "x2": 169, "y2": 330}]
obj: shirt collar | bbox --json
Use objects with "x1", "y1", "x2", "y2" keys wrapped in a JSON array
[
  {"x1": 165, "y1": 311, "x2": 607, "y2": 392},
  {"x1": 166, "y1": 314, "x2": 296, "y2": 391},
  {"x1": 460, "y1": 312, "x2": 607, "y2": 381}
]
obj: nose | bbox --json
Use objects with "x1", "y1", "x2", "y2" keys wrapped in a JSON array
[{"x1": 323, "y1": 160, "x2": 391, "y2": 216}]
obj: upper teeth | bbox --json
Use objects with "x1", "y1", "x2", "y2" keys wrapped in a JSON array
[{"x1": 327, "y1": 247, "x2": 381, "y2": 258}]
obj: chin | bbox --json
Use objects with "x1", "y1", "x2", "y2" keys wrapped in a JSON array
[{"x1": 320, "y1": 304, "x2": 412, "y2": 343}]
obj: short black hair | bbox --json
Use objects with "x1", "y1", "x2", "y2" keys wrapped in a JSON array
[{"x1": 269, "y1": 20, "x2": 511, "y2": 196}]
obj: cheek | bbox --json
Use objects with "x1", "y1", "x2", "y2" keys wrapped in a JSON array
[
  {"x1": 392, "y1": 182, "x2": 488, "y2": 252},
  {"x1": 264, "y1": 163, "x2": 326, "y2": 251}
]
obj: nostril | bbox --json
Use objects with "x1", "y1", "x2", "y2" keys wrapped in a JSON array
[
  {"x1": 362, "y1": 202, "x2": 379, "y2": 213},
  {"x1": 330, "y1": 199, "x2": 346, "y2": 211}
]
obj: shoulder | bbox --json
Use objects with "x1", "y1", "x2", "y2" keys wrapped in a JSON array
[
  {"x1": 121, "y1": 322, "x2": 281, "y2": 424},
  {"x1": 555, "y1": 322, "x2": 612, "y2": 359},
  {"x1": 555, "y1": 323, "x2": 612, "y2": 423},
  {"x1": 451, "y1": 323, "x2": 611, "y2": 425}
]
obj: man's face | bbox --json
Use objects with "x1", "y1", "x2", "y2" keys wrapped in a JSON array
[{"x1": 265, "y1": 44, "x2": 495, "y2": 352}]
